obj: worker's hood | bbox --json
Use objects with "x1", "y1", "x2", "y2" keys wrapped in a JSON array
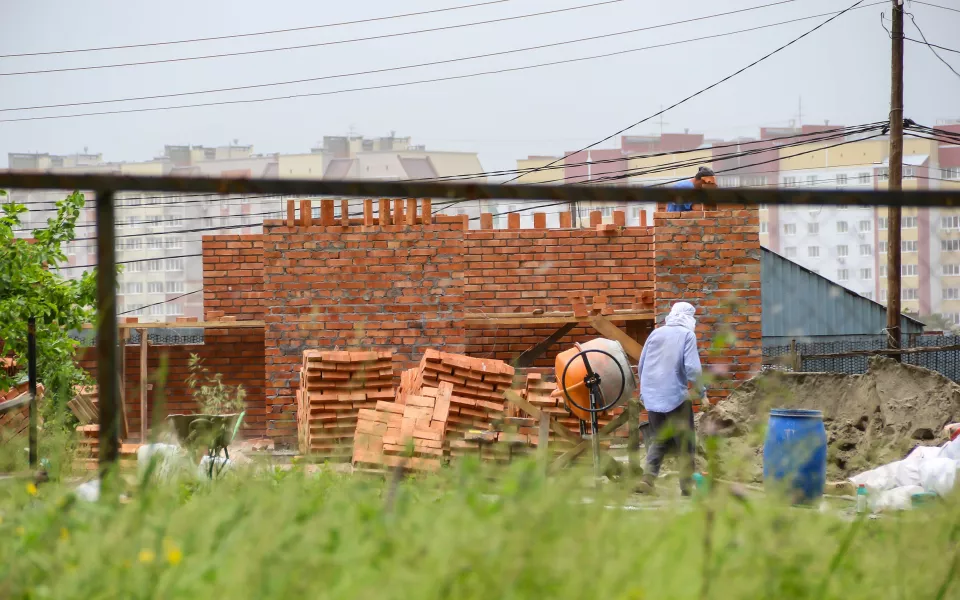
[{"x1": 665, "y1": 302, "x2": 697, "y2": 332}]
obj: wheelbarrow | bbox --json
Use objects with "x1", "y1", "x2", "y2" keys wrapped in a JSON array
[{"x1": 166, "y1": 412, "x2": 245, "y2": 479}]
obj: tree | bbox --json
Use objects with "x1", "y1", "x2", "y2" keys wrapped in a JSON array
[
  {"x1": 904, "y1": 310, "x2": 957, "y2": 334},
  {"x1": 0, "y1": 190, "x2": 100, "y2": 415}
]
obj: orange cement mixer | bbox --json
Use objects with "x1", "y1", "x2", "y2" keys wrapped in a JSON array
[{"x1": 554, "y1": 338, "x2": 636, "y2": 422}]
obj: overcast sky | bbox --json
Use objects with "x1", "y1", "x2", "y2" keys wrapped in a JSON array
[{"x1": 1, "y1": 0, "x2": 957, "y2": 173}]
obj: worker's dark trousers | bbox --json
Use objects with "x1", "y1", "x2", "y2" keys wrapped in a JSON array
[{"x1": 644, "y1": 400, "x2": 696, "y2": 490}]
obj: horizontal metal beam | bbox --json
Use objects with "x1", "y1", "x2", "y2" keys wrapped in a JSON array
[{"x1": 1, "y1": 171, "x2": 959, "y2": 207}]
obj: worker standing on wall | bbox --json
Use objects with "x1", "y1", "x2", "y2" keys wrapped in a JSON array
[
  {"x1": 635, "y1": 301, "x2": 705, "y2": 496},
  {"x1": 666, "y1": 166, "x2": 717, "y2": 212}
]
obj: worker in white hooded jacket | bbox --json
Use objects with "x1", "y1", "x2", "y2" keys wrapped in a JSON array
[{"x1": 636, "y1": 302, "x2": 706, "y2": 496}]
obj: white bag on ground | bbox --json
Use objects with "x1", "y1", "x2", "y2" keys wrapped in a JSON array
[
  {"x1": 918, "y1": 458, "x2": 959, "y2": 496},
  {"x1": 872, "y1": 485, "x2": 925, "y2": 512},
  {"x1": 137, "y1": 443, "x2": 192, "y2": 480}
]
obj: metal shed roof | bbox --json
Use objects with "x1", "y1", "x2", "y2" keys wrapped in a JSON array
[{"x1": 762, "y1": 248, "x2": 924, "y2": 338}]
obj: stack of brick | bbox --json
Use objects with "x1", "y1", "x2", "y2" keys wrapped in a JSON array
[
  {"x1": 352, "y1": 381, "x2": 453, "y2": 472},
  {"x1": 0, "y1": 381, "x2": 43, "y2": 441},
  {"x1": 296, "y1": 350, "x2": 395, "y2": 460},
  {"x1": 414, "y1": 350, "x2": 515, "y2": 443},
  {"x1": 76, "y1": 424, "x2": 99, "y2": 459}
]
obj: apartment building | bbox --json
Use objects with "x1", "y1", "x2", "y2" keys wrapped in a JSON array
[{"x1": 6, "y1": 134, "x2": 485, "y2": 321}]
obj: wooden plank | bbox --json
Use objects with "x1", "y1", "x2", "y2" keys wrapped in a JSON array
[
  {"x1": 83, "y1": 320, "x2": 266, "y2": 330},
  {"x1": 588, "y1": 315, "x2": 644, "y2": 362},
  {"x1": 515, "y1": 322, "x2": 578, "y2": 368},
  {"x1": 550, "y1": 410, "x2": 630, "y2": 472},
  {"x1": 538, "y1": 412, "x2": 550, "y2": 474},
  {"x1": 504, "y1": 389, "x2": 579, "y2": 445},
  {"x1": 464, "y1": 309, "x2": 653, "y2": 326}
]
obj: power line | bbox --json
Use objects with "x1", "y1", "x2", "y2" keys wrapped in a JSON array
[
  {"x1": 911, "y1": 1, "x2": 960, "y2": 15},
  {"x1": 118, "y1": 289, "x2": 202, "y2": 315},
  {"x1": 0, "y1": 5, "x2": 885, "y2": 124},
  {"x1": 0, "y1": 0, "x2": 515, "y2": 59},
  {"x1": 502, "y1": 0, "x2": 872, "y2": 184},
  {"x1": 905, "y1": 12, "x2": 960, "y2": 80},
  {"x1": 0, "y1": 0, "x2": 626, "y2": 78},
  {"x1": 0, "y1": 0, "x2": 802, "y2": 113}
]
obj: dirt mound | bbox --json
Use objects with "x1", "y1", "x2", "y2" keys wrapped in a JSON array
[{"x1": 699, "y1": 356, "x2": 960, "y2": 482}]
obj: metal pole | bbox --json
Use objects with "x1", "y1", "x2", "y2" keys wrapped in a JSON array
[
  {"x1": 27, "y1": 316, "x2": 37, "y2": 468},
  {"x1": 886, "y1": 0, "x2": 904, "y2": 360},
  {"x1": 96, "y1": 190, "x2": 120, "y2": 477}
]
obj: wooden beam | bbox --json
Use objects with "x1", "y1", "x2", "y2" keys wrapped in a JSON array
[
  {"x1": 514, "y1": 322, "x2": 578, "y2": 367},
  {"x1": 140, "y1": 328, "x2": 148, "y2": 442},
  {"x1": 81, "y1": 320, "x2": 266, "y2": 330},
  {"x1": 464, "y1": 309, "x2": 654, "y2": 327},
  {"x1": 503, "y1": 389, "x2": 580, "y2": 446},
  {"x1": 118, "y1": 329, "x2": 129, "y2": 439},
  {"x1": 550, "y1": 410, "x2": 630, "y2": 472},
  {"x1": 588, "y1": 315, "x2": 644, "y2": 362}
]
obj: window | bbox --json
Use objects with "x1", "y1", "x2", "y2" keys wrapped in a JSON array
[
  {"x1": 880, "y1": 289, "x2": 888, "y2": 302},
  {"x1": 147, "y1": 260, "x2": 163, "y2": 272},
  {"x1": 760, "y1": 221, "x2": 768, "y2": 234},
  {"x1": 148, "y1": 282, "x2": 163, "y2": 294},
  {"x1": 150, "y1": 304, "x2": 165, "y2": 316},
  {"x1": 878, "y1": 168, "x2": 889, "y2": 181},
  {"x1": 167, "y1": 216, "x2": 184, "y2": 228},
  {"x1": 122, "y1": 238, "x2": 143, "y2": 251},
  {"x1": 166, "y1": 303, "x2": 183, "y2": 316},
  {"x1": 125, "y1": 282, "x2": 142, "y2": 294},
  {"x1": 147, "y1": 216, "x2": 162, "y2": 227},
  {"x1": 808, "y1": 246, "x2": 820, "y2": 258},
  {"x1": 860, "y1": 268, "x2": 872, "y2": 280},
  {"x1": 127, "y1": 262, "x2": 144, "y2": 273},
  {"x1": 147, "y1": 237, "x2": 163, "y2": 250},
  {"x1": 880, "y1": 241, "x2": 888, "y2": 253},
  {"x1": 311, "y1": 207, "x2": 321, "y2": 219},
  {"x1": 784, "y1": 247, "x2": 797, "y2": 258},
  {"x1": 879, "y1": 217, "x2": 888, "y2": 230},
  {"x1": 859, "y1": 173, "x2": 871, "y2": 185},
  {"x1": 165, "y1": 258, "x2": 184, "y2": 271},
  {"x1": 943, "y1": 239, "x2": 960, "y2": 252},
  {"x1": 836, "y1": 174, "x2": 848, "y2": 186},
  {"x1": 880, "y1": 265, "x2": 887, "y2": 277},
  {"x1": 904, "y1": 167, "x2": 916, "y2": 179},
  {"x1": 165, "y1": 237, "x2": 183, "y2": 250},
  {"x1": 944, "y1": 216, "x2": 960, "y2": 230},
  {"x1": 859, "y1": 220, "x2": 872, "y2": 232},
  {"x1": 807, "y1": 222, "x2": 819, "y2": 235},
  {"x1": 837, "y1": 269, "x2": 849, "y2": 281},
  {"x1": 944, "y1": 167, "x2": 960, "y2": 180},
  {"x1": 863, "y1": 291, "x2": 874, "y2": 300},
  {"x1": 860, "y1": 244, "x2": 873, "y2": 256},
  {"x1": 783, "y1": 176, "x2": 797, "y2": 187},
  {"x1": 165, "y1": 281, "x2": 184, "y2": 293},
  {"x1": 902, "y1": 240, "x2": 918, "y2": 253},
  {"x1": 241, "y1": 215, "x2": 253, "y2": 226},
  {"x1": 126, "y1": 216, "x2": 139, "y2": 228},
  {"x1": 740, "y1": 176, "x2": 767, "y2": 187},
  {"x1": 836, "y1": 221, "x2": 848, "y2": 233},
  {"x1": 806, "y1": 175, "x2": 818, "y2": 186},
  {"x1": 631, "y1": 206, "x2": 641, "y2": 220},
  {"x1": 902, "y1": 288, "x2": 918, "y2": 300},
  {"x1": 903, "y1": 216, "x2": 918, "y2": 228},
  {"x1": 203, "y1": 217, "x2": 216, "y2": 228},
  {"x1": 902, "y1": 264, "x2": 918, "y2": 276},
  {"x1": 944, "y1": 264, "x2": 960, "y2": 276},
  {"x1": 944, "y1": 288, "x2": 960, "y2": 300},
  {"x1": 837, "y1": 245, "x2": 849, "y2": 257},
  {"x1": 783, "y1": 223, "x2": 797, "y2": 235}
]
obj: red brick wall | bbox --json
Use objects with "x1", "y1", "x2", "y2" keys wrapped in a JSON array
[
  {"x1": 463, "y1": 227, "x2": 655, "y2": 366},
  {"x1": 653, "y1": 206, "x2": 762, "y2": 402},
  {"x1": 78, "y1": 328, "x2": 266, "y2": 440},
  {"x1": 201, "y1": 234, "x2": 264, "y2": 320},
  {"x1": 260, "y1": 209, "x2": 466, "y2": 442}
]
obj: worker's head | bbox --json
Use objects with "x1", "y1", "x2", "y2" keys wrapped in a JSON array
[
  {"x1": 665, "y1": 302, "x2": 697, "y2": 331},
  {"x1": 693, "y1": 166, "x2": 717, "y2": 189}
]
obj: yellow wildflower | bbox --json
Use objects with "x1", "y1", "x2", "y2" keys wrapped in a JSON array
[
  {"x1": 163, "y1": 538, "x2": 183, "y2": 566},
  {"x1": 60, "y1": 527, "x2": 69, "y2": 542},
  {"x1": 138, "y1": 549, "x2": 155, "y2": 564},
  {"x1": 16, "y1": 526, "x2": 25, "y2": 537},
  {"x1": 26, "y1": 483, "x2": 37, "y2": 496}
]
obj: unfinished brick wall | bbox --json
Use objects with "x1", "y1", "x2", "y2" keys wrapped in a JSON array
[
  {"x1": 654, "y1": 205, "x2": 762, "y2": 402},
  {"x1": 77, "y1": 328, "x2": 266, "y2": 439},
  {"x1": 202, "y1": 234, "x2": 264, "y2": 320},
  {"x1": 260, "y1": 200, "x2": 466, "y2": 443},
  {"x1": 463, "y1": 226, "x2": 655, "y2": 367}
]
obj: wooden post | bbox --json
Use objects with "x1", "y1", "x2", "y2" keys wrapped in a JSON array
[
  {"x1": 886, "y1": 0, "x2": 904, "y2": 361},
  {"x1": 140, "y1": 328, "x2": 148, "y2": 441},
  {"x1": 538, "y1": 412, "x2": 550, "y2": 475}
]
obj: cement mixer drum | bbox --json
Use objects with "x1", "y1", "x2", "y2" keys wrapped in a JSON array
[{"x1": 554, "y1": 338, "x2": 637, "y2": 422}]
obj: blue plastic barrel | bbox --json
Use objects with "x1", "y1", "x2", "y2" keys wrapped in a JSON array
[{"x1": 762, "y1": 408, "x2": 827, "y2": 503}]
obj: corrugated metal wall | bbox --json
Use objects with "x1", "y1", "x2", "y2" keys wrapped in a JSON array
[{"x1": 761, "y1": 249, "x2": 924, "y2": 338}]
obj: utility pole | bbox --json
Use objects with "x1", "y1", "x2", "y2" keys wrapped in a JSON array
[{"x1": 886, "y1": 0, "x2": 904, "y2": 360}]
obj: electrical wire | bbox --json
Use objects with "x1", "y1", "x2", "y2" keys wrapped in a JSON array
[
  {"x1": 911, "y1": 1, "x2": 960, "y2": 15},
  {"x1": 0, "y1": 0, "x2": 516, "y2": 59},
  {"x1": 906, "y1": 11, "x2": 960, "y2": 79},
  {"x1": 118, "y1": 289, "x2": 202, "y2": 315},
  {"x1": 0, "y1": 0, "x2": 627, "y2": 77},
  {"x1": 0, "y1": 0, "x2": 803, "y2": 113},
  {"x1": 0, "y1": 5, "x2": 885, "y2": 124},
  {"x1": 502, "y1": 0, "x2": 871, "y2": 184}
]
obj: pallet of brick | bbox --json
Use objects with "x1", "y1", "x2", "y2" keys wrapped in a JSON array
[
  {"x1": 417, "y1": 350, "x2": 515, "y2": 443},
  {"x1": 352, "y1": 382, "x2": 453, "y2": 472},
  {"x1": 298, "y1": 350, "x2": 395, "y2": 460}
]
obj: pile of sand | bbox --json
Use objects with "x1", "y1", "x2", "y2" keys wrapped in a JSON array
[{"x1": 698, "y1": 356, "x2": 960, "y2": 482}]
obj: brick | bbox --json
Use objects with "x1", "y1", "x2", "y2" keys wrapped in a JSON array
[
  {"x1": 559, "y1": 212, "x2": 572, "y2": 228},
  {"x1": 300, "y1": 200, "x2": 312, "y2": 227},
  {"x1": 508, "y1": 213, "x2": 520, "y2": 229},
  {"x1": 480, "y1": 213, "x2": 493, "y2": 230},
  {"x1": 286, "y1": 200, "x2": 296, "y2": 227},
  {"x1": 534, "y1": 213, "x2": 546, "y2": 229}
]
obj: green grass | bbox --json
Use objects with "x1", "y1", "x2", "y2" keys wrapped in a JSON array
[{"x1": 0, "y1": 458, "x2": 958, "y2": 599}]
